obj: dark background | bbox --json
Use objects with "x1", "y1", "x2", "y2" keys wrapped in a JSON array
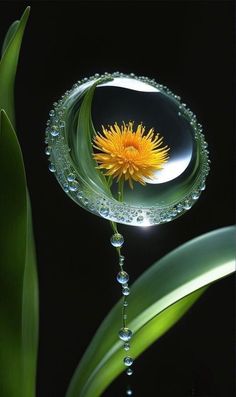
[{"x1": 0, "y1": 1, "x2": 235, "y2": 396}]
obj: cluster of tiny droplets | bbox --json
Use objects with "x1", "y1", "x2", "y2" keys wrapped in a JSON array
[
  {"x1": 45, "y1": 72, "x2": 210, "y2": 227},
  {"x1": 110, "y1": 232, "x2": 134, "y2": 396}
]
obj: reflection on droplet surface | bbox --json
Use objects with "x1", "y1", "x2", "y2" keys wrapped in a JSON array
[
  {"x1": 119, "y1": 327, "x2": 132, "y2": 341},
  {"x1": 110, "y1": 233, "x2": 124, "y2": 247},
  {"x1": 117, "y1": 271, "x2": 129, "y2": 284},
  {"x1": 124, "y1": 356, "x2": 133, "y2": 366}
]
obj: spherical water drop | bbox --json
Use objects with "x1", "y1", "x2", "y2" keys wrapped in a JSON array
[
  {"x1": 117, "y1": 271, "x2": 129, "y2": 284},
  {"x1": 137, "y1": 215, "x2": 144, "y2": 223},
  {"x1": 122, "y1": 286, "x2": 130, "y2": 296},
  {"x1": 124, "y1": 342, "x2": 130, "y2": 351},
  {"x1": 126, "y1": 368, "x2": 133, "y2": 376},
  {"x1": 49, "y1": 163, "x2": 56, "y2": 172},
  {"x1": 192, "y1": 191, "x2": 200, "y2": 200},
  {"x1": 118, "y1": 327, "x2": 132, "y2": 341},
  {"x1": 110, "y1": 233, "x2": 124, "y2": 248},
  {"x1": 126, "y1": 389, "x2": 133, "y2": 396},
  {"x1": 100, "y1": 207, "x2": 110, "y2": 217},
  {"x1": 124, "y1": 356, "x2": 133, "y2": 366},
  {"x1": 67, "y1": 173, "x2": 76, "y2": 182},
  {"x1": 50, "y1": 129, "x2": 59, "y2": 137},
  {"x1": 69, "y1": 181, "x2": 79, "y2": 192}
]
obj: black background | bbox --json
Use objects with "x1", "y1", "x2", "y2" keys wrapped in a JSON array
[{"x1": 0, "y1": 1, "x2": 235, "y2": 397}]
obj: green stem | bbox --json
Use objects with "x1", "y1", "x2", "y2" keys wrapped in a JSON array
[{"x1": 117, "y1": 178, "x2": 124, "y2": 202}]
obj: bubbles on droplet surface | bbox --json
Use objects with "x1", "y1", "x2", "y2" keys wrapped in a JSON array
[
  {"x1": 45, "y1": 146, "x2": 51, "y2": 156},
  {"x1": 110, "y1": 233, "x2": 124, "y2": 247},
  {"x1": 69, "y1": 181, "x2": 79, "y2": 192},
  {"x1": 117, "y1": 271, "x2": 129, "y2": 284},
  {"x1": 124, "y1": 356, "x2": 133, "y2": 366},
  {"x1": 192, "y1": 191, "x2": 200, "y2": 200},
  {"x1": 50, "y1": 129, "x2": 59, "y2": 137},
  {"x1": 67, "y1": 173, "x2": 76, "y2": 182},
  {"x1": 119, "y1": 327, "x2": 132, "y2": 341},
  {"x1": 49, "y1": 163, "x2": 56, "y2": 172},
  {"x1": 137, "y1": 215, "x2": 144, "y2": 223},
  {"x1": 100, "y1": 206, "x2": 110, "y2": 217}
]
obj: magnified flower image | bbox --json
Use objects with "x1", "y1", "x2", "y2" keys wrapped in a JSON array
[{"x1": 93, "y1": 122, "x2": 170, "y2": 188}]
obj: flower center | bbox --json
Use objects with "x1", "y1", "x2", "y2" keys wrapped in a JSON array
[{"x1": 124, "y1": 145, "x2": 139, "y2": 154}]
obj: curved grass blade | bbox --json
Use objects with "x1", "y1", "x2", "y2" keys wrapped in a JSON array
[
  {"x1": 1, "y1": 20, "x2": 20, "y2": 57},
  {"x1": 0, "y1": 7, "x2": 30, "y2": 125},
  {"x1": 0, "y1": 110, "x2": 38, "y2": 397},
  {"x1": 72, "y1": 82, "x2": 112, "y2": 196},
  {"x1": 66, "y1": 226, "x2": 235, "y2": 397}
]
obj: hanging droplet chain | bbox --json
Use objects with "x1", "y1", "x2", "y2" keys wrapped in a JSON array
[{"x1": 110, "y1": 232, "x2": 134, "y2": 396}]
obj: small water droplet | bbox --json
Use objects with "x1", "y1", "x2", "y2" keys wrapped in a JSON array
[
  {"x1": 122, "y1": 286, "x2": 130, "y2": 296},
  {"x1": 69, "y1": 181, "x2": 79, "y2": 192},
  {"x1": 100, "y1": 207, "x2": 109, "y2": 217},
  {"x1": 137, "y1": 215, "x2": 144, "y2": 223},
  {"x1": 110, "y1": 233, "x2": 124, "y2": 248},
  {"x1": 126, "y1": 368, "x2": 133, "y2": 376},
  {"x1": 50, "y1": 129, "x2": 59, "y2": 137},
  {"x1": 124, "y1": 342, "x2": 130, "y2": 351},
  {"x1": 67, "y1": 173, "x2": 76, "y2": 182},
  {"x1": 118, "y1": 327, "x2": 132, "y2": 341},
  {"x1": 124, "y1": 356, "x2": 133, "y2": 366},
  {"x1": 45, "y1": 146, "x2": 51, "y2": 156},
  {"x1": 183, "y1": 200, "x2": 192, "y2": 210},
  {"x1": 126, "y1": 388, "x2": 133, "y2": 396},
  {"x1": 123, "y1": 300, "x2": 128, "y2": 307},
  {"x1": 117, "y1": 271, "x2": 129, "y2": 284},
  {"x1": 192, "y1": 191, "x2": 200, "y2": 200},
  {"x1": 63, "y1": 184, "x2": 69, "y2": 193},
  {"x1": 49, "y1": 163, "x2": 56, "y2": 172}
]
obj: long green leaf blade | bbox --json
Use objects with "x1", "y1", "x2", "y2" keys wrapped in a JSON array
[
  {"x1": 0, "y1": 110, "x2": 38, "y2": 397},
  {"x1": 66, "y1": 226, "x2": 235, "y2": 397},
  {"x1": 1, "y1": 20, "x2": 20, "y2": 57},
  {"x1": 0, "y1": 7, "x2": 30, "y2": 125}
]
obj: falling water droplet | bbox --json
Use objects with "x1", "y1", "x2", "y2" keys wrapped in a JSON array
[
  {"x1": 124, "y1": 356, "x2": 133, "y2": 366},
  {"x1": 110, "y1": 233, "x2": 124, "y2": 247},
  {"x1": 118, "y1": 327, "x2": 132, "y2": 341},
  {"x1": 117, "y1": 271, "x2": 129, "y2": 284}
]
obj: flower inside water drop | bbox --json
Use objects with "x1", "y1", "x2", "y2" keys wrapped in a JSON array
[{"x1": 93, "y1": 122, "x2": 169, "y2": 189}]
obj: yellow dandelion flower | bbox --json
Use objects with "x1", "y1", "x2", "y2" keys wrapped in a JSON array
[{"x1": 93, "y1": 122, "x2": 170, "y2": 189}]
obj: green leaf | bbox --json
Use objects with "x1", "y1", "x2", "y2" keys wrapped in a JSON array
[
  {"x1": 70, "y1": 82, "x2": 112, "y2": 197},
  {"x1": 0, "y1": 7, "x2": 30, "y2": 125},
  {"x1": 66, "y1": 226, "x2": 235, "y2": 397},
  {"x1": 0, "y1": 109, "x2": 38, "y2": 397},
  {"x1": 1, "y1": 20, "x2": 20, "y2": 57}
]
